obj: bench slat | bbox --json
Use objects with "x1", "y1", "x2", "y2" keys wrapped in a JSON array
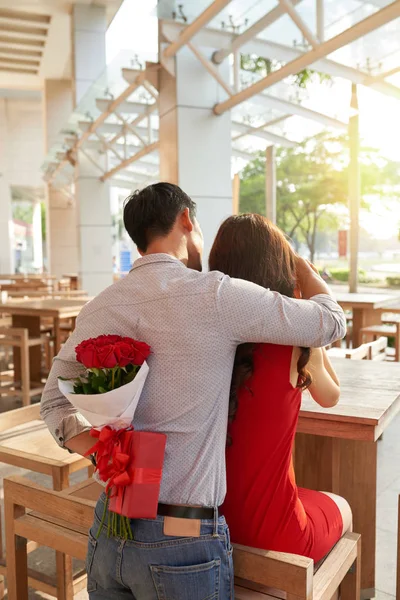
[{"x1": 14, "y1": 514, "x2": 88, "y2": 561}]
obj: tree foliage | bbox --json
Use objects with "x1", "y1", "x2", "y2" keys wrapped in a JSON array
[
  {"x1": 240, "y1": 54, "x2": 331, "y2": 89},
  {"x1": 239, "y1": 133, "x2": 400, "y2": 261}
]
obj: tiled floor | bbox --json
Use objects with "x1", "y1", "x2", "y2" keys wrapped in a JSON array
[{"x1": 0, "y1": 408, "x2": 399, "y2": 598}]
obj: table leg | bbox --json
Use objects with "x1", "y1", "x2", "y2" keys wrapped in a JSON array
[
  {"x1": 352, "y1": 309, "x2": 364, "y2": 349},
  {"x1": 295, "y1": 433, "x2": 377, "y2": 598},
  {"x1": 52, "y1": 467, "x2": 74, "y2": 600},
  {"x1": 12, "y1": 315, "x2": 41, "y2": 384},
  {"x1": 54, "y1": 316, "x2": 62, "y2": 355}
]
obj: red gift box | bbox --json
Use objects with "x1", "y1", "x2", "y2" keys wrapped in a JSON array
[{"x1": 109, "y1": 430, "x2": 166, "y2": 519}]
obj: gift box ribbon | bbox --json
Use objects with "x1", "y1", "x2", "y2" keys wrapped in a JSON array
[{"x1": 86, "y1": 426, "x2": 163, "y2": 512}]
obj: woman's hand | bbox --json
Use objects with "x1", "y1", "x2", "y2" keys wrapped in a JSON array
[{"x1": 295, "y1": 256, "x2": 330, "y2": 299}]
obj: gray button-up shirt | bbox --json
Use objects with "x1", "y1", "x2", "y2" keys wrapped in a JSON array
[{"x1": 41, "y1": 253, "x2": 345, "y2": 507}]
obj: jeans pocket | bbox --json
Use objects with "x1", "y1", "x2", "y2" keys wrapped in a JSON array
[
  {"x1": 86, "y1": 532, "x2": 98, "y2": 593},
  {"x1": 150, "y1": 559, "x2": 221, "y2": 600}
]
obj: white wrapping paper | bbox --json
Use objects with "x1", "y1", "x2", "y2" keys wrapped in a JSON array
[{"x1": 58, "y1": 361, "x2": 149, "y2": 429}]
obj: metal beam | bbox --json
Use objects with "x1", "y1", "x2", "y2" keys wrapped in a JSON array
[
  {"x1": 212, "y1": 0, "x2": 303, "y2": 63},
  {"x1": 164, "y1": 20, "x2": 400, "y2": 100},
  {"x1": 251, "y1": 93, "x2": 347, "y2": 129},
  {"x1": 78, "y1": 121, "x2": 158, "y2": 138},
  {"x1": 214, "y1": 1, "x2": 400, "y2": 114},
  {"x1": 101, "y1": 142, "x2": 159, "y2": 182},
  {"x1": 279, "y1": 0, "x2": 319, "y2": 48},
  {"x1": 187, "y1": 41, "x2": 233, "y2": 95},
  {"x1": 232, "y1": 148, "x2": 255, "y2": 161},
  {"x1": 46, "y1": 68, "x2": 153, "y2": 183},
  {"x1": 232, "y1": 121, "x2": 297, "y2": 147},
  {"x1": 232, "y1": 115, "x2": 290, "y2": 141},
  {"x1": 163, "y1": 0, "x2": 233, "y2": 59},
  {"x1": 96, "y1": 99, "x2": 155, "y2": 115}
]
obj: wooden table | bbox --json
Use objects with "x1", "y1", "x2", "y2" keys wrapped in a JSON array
[
  {"x1": 335, "y1": 293, "x2": 400, "y2": 347},
  {"x1": 295, "y1": 357, "x2": 400, "y2": 599},
  {"x1": 0, "y1": 299, "x2": 88, "y2": 382}
]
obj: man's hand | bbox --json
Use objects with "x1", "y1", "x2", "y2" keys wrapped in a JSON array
[
  {"x1": 295, "y1": 256, "x2": 332, "y2": 299},
  {"x1": 65, "y1": 430, "x2": 95, "y2": 457}
]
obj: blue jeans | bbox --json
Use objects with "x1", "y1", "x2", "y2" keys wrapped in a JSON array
[{"x1": 87, "y1": 494, "x2": 234, "y2": 599}]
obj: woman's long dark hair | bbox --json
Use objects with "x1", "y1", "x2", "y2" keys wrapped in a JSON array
[{"x1": 209, "y1": 214, "x2": 311, "y2": 439}]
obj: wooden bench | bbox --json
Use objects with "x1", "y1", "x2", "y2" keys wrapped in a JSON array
[
  {"x1": 0, "y1": 406, "x2": 91, "y2": 600},
  {"x1": 3, "y1": 476, "x2": 361, "y2": 600},
  {"x1": 234, "y1": 534, "x2": 361, "y2": 600}
]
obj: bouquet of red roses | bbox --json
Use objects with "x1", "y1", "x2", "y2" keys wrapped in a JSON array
[{"x1": 58, "y1": 335, "x2": 166, "y2": 538}]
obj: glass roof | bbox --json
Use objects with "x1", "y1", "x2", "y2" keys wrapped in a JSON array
[{"x1": 44, "y1": 0, "x2": 400, "y2": 186}]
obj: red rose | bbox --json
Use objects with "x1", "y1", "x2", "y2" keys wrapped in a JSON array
[{"x1": 75, "y1": 335, "x2": 151, "y2": 369}]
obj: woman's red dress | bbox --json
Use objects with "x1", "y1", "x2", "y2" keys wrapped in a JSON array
[{"x1": 223, "y1": 344, "x2": 343, "y2": 562}]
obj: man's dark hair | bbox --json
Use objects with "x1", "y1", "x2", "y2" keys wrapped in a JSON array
[{"x1": 123, "y1": 182, "x2": 197, "y2": 252}]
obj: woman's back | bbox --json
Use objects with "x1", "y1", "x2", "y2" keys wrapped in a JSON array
[
  {"x1": 223, "y1": 344, "x2": 306, "y2": 547},
  {"x1": 223, "y1": 343, "x2": 344, "y2": 561}
]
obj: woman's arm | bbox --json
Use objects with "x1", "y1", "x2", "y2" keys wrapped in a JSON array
[{"x1": 307, "y1": 347, "x2": 340, "y2": 408}]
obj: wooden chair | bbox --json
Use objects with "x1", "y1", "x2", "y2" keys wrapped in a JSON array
[
  {"x1": 0, "y1": 327, "x2": 45, "y2": 406},
  {"x1": 234, "y1": 534, "x2": 361, "y2": 600},
  {"x1": 360, "y1": 322, "x2": 400, "y2": 361},
  {"x1": 0, "y1": 406, "x2": 92, "y2": 600},
  {"x1": 367, "y1": 336, "x2": 388, "y2": 361},
  {"x1": 327, "y1": 343, "x2": 370, "y2": 360}
]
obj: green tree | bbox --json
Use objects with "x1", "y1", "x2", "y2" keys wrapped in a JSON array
[
  {"x1": 240, "y1": 54, "x2": 331, "y2": 89},
  {"x1": 239, "y1": 133, "x2": 400, "y2": 262}
]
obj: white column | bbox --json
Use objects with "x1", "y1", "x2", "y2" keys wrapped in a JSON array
[
  {"x1": 75, "y1": 150, "x2": 113, "y2": 295},
  {"x1": 349, "y1": 84, "x2": 360, "y2": 293},
  {"x1": 159, "y1": 46, "x2": 232, "y2": 262},
  {"x1": 32, "y1": 200, "x2": 43, "y2": 272},
  {"x1": 43, "y1": 79, "x2": 79, "y2": 278},
  {"x1": 0, "y1": 98, "x2": 14, "y2": 273},
  {"x1": 265, "y1": 145, "x2": 277, "y2": 224},
  {"x1": 72, "y1": 3, "x2": 112, "y2": 294},
  {"x1": 72, "y1": 4, "x2": 107, "y2": 104}
]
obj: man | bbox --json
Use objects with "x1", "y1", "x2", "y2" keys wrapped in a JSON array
[{"x1": 41, "y1": 182, "x2": 346, "y2": 599}]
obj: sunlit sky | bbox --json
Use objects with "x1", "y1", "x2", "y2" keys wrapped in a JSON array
[{"x1": 106, "y1": 0, "x2": 400, "y2": 240}]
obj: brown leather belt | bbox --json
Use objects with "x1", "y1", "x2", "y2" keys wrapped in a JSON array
[{"x1": 157, "y1": 503, "x2": 220, "y2": 520}]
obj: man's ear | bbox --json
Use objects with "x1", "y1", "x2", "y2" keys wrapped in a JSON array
[
  {"x1": 180, "y1": 207, "x2": 194, "y2": 233},
  {"x1": 137, "y1": 247, "x2": 144, "y2": 257}
]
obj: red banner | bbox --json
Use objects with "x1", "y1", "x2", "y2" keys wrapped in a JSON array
[{"x1": 338, "y1": 230, "x2": 347, "y2": 258}]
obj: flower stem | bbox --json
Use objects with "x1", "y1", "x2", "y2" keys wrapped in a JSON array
[{"x1": 96, "y1": 493, "x2": 109, "y2": 538}]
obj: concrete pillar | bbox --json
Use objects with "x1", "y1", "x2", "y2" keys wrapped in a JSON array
[
  {"x1": 75, "y1": 150, "x2": 113, "y2": 294},
  {"x1": 73, "y1": 3, "x2": 112, "y2": 294},
  {"x1": 265, "y1": 145, "x2": 276, "y2": 224},
  {"x1": 32, "y1": 200, "x2": 43, "y2": 272},
  {"x1": 0, "y1": 98, "x2": 14, "y2": 273},
  {"x1": 43, "y1": 79, "x2": 79, "y2": 278},
  {"x1": 72, "y1": 4, "x2": 107, "y2": 104},
  {"x1": 158, "y1": 47, "x2": 232, "y2": 262}
]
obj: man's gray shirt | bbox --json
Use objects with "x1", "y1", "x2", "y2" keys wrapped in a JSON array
[{"x1": 41, "y1": 254, "x2": 346, "y2": 507}]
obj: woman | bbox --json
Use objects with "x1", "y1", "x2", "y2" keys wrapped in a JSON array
[{"x1": 209, "y1": 214, "x2": 352, "y2": 562}]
